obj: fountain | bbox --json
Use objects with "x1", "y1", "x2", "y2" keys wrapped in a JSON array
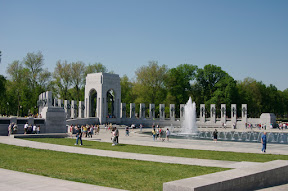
[
  {"x1": 165, "y1": 97, "x2": 288, "y2": 144},
  {"x1": 175, "y1": 97, "x2": 199, "y2": 137}
]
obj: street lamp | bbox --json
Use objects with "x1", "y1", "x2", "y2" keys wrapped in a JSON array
[
  {"x1": 20, "y1": 106, "x2": 22, "y2": 117},
  {"x1": 6, "y1": 102, "x2": 9, "y2": 116},
  {"x1": 0, "y1": 51, "x2": 2, "y2": 64}
]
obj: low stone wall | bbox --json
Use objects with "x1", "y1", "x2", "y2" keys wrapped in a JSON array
[
  {"x1": 0, "y1": 117, "x2": 46, "y2": 136},
  {"x1": 163, "y1": 160, "x2": 288, "y2": 191}
]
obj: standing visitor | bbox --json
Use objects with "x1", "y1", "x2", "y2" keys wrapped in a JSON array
[
  {"x1": 111, "y1": 127, "x2": 117, "y2": 146},
  {"x1": 125, "y1": 126, "x2": 129, "y2": 136},
  {"x1": 140, "y1": 124, "x2": 143, "y2": 132},
  {"x1": 156, "y1": 128, "x2": 159, "y2": 140},
  {"x1": 13, "y1": 123, "x2": 18, "y2": 134},
  {"x1": 33, "y1": 124, "x2": 37, "y2": 134},
  {"x1": 159, "y1": 128, "x2": 164, "y2": 142},
  {"x1": 24, "y1": 122, "x2": 28, "y2": 134},
  {"x1": 261, "y1": 132, "x2": 267, "y2": 153},
  {"x1": 115, "y1": 127, "x2": 119, "y2": 144},
  {"x1": 213, "y1": 129, "x2": 218, "y2": 143},
  {"x1": 166, "y1": 128, "x2": 170, "y2": 142},
  {"x1": 75, "y1": 126, "x2": 83, "y2": 146},
  {"x1": 152, "y1": 128, "x2": 156, "y2": 141},
  {"x1": 36, "y1": 125, "x2": 40, "y2": 134}
]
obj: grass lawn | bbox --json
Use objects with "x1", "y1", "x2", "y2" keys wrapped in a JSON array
[
  {"x1": 24, "y1": 138, "x2": 288, "y2": 162},
  {"x1": 0, "y1": 143, "x2": 226, "y2": 191}
]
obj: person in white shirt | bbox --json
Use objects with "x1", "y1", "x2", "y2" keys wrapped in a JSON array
[{"x1": 24, "y1": 122, "x2": 28, "y2": 134}]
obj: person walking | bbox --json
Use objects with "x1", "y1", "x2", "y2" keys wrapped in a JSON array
[
  {"x1": 115, "y1": 127, "x2": 119, "y2": 144},
  {"x1": 125, "y1": 126, "x2": 129, "y2": 136},
  {"x1": 75, "y1": 126, "x2": 83, "y2": 146},
  {"x1": 213, "y1": 129, "x2": 218, "y2": 143},
  {"x1": 152, "y1": 128, "x2": 156, "y2": 141},
  {"x1": 261, "y1": 132, "x2": 267, "y2": 153},
  {"x1": 166, "y1": 128, "x2": 170, "y2": 142}
]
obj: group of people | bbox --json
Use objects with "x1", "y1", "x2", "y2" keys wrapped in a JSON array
[
  {"x1": 152, "y1": 125, "x2": 170, "y2": 142},
  {"x1": 70, "y1": 124, "x2": 100, "y2": 138},
  {"x1": 8, "y1": 122, "x2": 18, "y2": 135},
  {"x1": 111, "y1": 127, "x2": 119, "y2": 146},
  {"x1": 8, "y1": 122, "x2": 41, "y2": 135},
  {"x1": 24, "y1": 122, "x2": 40, "y2": 134},
  {"x1": 72, "y1": 124, "x2": 100, "y2": 145}
]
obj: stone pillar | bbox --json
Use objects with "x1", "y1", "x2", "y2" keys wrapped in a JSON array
[
  {"x1": 210, "y1": 104, "x2": 216, "y2": 123},
  {"x1": 180, "y1": 104, "x2": 185, "y2": 121},
  {"x1": 46, "y1": 91, "x2": 53, "y2": 107},
  {"x1": 71, "y1": 100, "x2": 77, "y2": 119},
  {"x1": 78, "y1": 101, "x2": 85, "y2": 118},
  {"x1": 231, "y1": 104, "x2": 237, "y2": 124},
  {"x1": 221, "y1": 104, "x2": 226, "y2": 124},
  {"x1": 130, "y1": 103, "x2": 135, "y2": 118},
  {"x1": 170, "y1": 104, "x2": 175, "y2": 121},
  {"x1": 121, "y1": 103, "x2": 126, "y2": 118},
  {"x1": 64, "y1": 100, "x2": 71, "y2": 119},
  {"x1": 140, "y1": 103, "x2": 145, "y2": 118},
  {"x1": 149, "y1": 104, "x2": 155, "y2": 119},
  {"x1": 58, "y1": 99, "x2": 64, "y2": 108},
  {"x1": 200, "y1": 104, "x2": 205, "y2": 123},
  {"x1": 53, "y1": 99, "x2": 58, "y2": 107},
  {"x1": 242, "y1": 104, "x2": 247, "y2": 123},
  {"x1": 159, "y1": 104, "x2": 165, "y2": 120}
]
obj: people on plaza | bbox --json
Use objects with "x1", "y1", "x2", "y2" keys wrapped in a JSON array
[
  {"x1": 140, "y1": 124, "x2": 143, "y2": 132},
  {"x1": 261, "y1": 132, "x2": 267, "y2": 153},
  {"x1": 213, "y1": 129, "x2": 218, "y2": 143},
  {"x1": 13, "y1": 123, "x2": 18, "y2": 134},
  {"x1": 115, "y1": 127, "x2": 119, "y2": 144},
  {"x1": 32, "y1": 124, "x2": 37, "y2": 134},
  {"x1": 166, "y1": 128, "x2": 170, "y2": 142},
  {"x1": 96, "y1": 125, "x2": 100, "y2": 134},
  {"x1": 156, "y1": 128, "x2": 159, "y2": 140},
  {"x1": 152, "y1": 128, "x2": 156, "y2": 141},
  {"x1": 83, "y1": 125, "x2": 88, "y2": 137},
  {"x1": 36, "y1": 125, "x2": 40, "y2": 134},
  {"x1": 159, "y1": 128, "x2": 164, "y2": 142},
  {"x1": 75, "y1": 126, "x2": 83, "y2": 146},
  {"x1": 88, "y1": 125, "x2": 93, "y2": 138},
  {"x1": 111, "y1": 127, "x2": 117, "y2": 146},
  {"x1": 8, "y1": 123, "x2": 13, "y2": 135},
  {"x1": 24, "y1": 122, "x2": 28, "y2": 134},
  {"x1": 125, "y1": 126, "x2": 129, "y2": 136}
]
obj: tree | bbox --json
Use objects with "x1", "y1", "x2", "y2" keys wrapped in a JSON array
[
  {"x1": 23, "y1": 51, "x2": 44, "y2": 90},
  {"x1": 133, "y1": 61, "x2": 168, "y2": 115},
  {"x1": 6, "y1": 61, "x2": 30, "y2": 116},
  {"x1": 71, "y1": 61, "x2": 85, "y2": 101},
  {"x1": 165, "y1": 64, "x2": 198, "y2": 117},
  {"x1": 194, "y1": 64, "x2": 229, "y2": 103},
  {"x1": 85, "y1": 63, "x2": 108, "y2": 76},
  {"x1": 0, "y1": 75, "x2": 7, "y2": 115},
  {"x1": 121, "y1": 75, "x2": 136, "y2": 104},
  {"x1": 53, "y1": 60, "x2": 72, "y2": 100}
]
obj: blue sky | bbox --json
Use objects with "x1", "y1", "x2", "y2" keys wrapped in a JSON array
[{"x1": 1, "y1": 0, "x2": 287, "y2": 90}]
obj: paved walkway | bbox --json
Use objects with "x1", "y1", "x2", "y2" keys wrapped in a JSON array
[{"x1": 1, "y1": 128, "x2": 288, "y2": 190}]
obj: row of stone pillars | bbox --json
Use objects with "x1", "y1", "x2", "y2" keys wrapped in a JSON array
[
  {"x1": 38, "y1": 92, "x2": 85, "y2": 119},
  {"x1": 120, "y1": 103, "x2": 247, "y2": 123},
  {"x1": 120, "y1": 103, "x2": 176, "y2": 120},
  {"x1": 196, "y1": 104, "x2": 247, "y2": 123}
]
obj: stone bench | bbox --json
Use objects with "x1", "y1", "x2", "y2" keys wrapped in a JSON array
[{"x1": 163, "y1": 160, "x2": 288, "y2": 191}]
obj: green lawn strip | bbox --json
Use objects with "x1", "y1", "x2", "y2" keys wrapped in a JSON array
[
  {"x1": 24, "y1": 138, "x2": 288, "y2": 162},
  {"x1": 0, "y1": 143, "x2": 225, "y2": 191}
]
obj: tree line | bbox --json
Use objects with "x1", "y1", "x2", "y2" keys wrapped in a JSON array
[{"x1": 0, "y1": 52, "x2": 288, "y2": 119}]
